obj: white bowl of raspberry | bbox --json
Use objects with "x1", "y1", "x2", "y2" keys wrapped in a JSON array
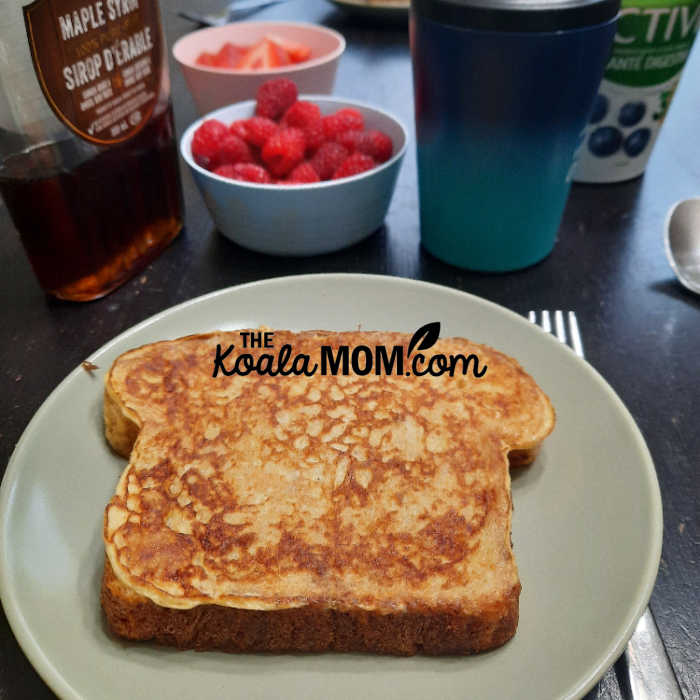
[{"x1": 180, "y1": 80, "x2": 408, "y2": 256}]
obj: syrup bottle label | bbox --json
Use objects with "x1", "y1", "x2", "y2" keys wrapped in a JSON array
[{"x1": 23, "y1": 0, "x2": 164, "y2": 145}]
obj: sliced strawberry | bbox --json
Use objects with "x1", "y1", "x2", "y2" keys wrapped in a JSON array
[
  {"x1": 196, "y1": 51, "x2": 218, "y2": 67},
  {"x1": 264, "y1": 34, "x2": 312, "y2": 63},
  {"x1": 235, "y1": 39, "x2": 281, "y2": 70},
  {"x1": 272, "y1": 42, "x2": 292, "y2": 66},
  {"x1": 235, "y1": 39, "x2": 275, "y2": 70},
  {"x1": 212, "y1": 42, "x2": 248, "y2": 68}
]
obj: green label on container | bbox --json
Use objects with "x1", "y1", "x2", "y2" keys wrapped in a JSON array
[{"x1": 605, "y1": 0, "x2": 700, "y2": 86}]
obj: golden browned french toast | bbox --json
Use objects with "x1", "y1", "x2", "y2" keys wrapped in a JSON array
[{"x1": 101, "y1": 330, "x2": 554, "y2": 655}]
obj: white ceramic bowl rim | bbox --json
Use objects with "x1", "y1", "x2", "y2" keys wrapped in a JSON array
[
  {"x1": 172, "y1": 21, "x2": 347, "y2": 75},
  {"x1": 180, "y1": 95, "x2": 409, "y2": 190}
]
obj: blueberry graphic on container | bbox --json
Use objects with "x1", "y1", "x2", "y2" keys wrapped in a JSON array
[
  {"x1": 624, "y1": 128, "x2": 651, "y2": 157},
  {"x1": 619, "y1": 102, "x2": 646, "y2": 127},
  {"x1": 589, "y1": 94, "x2": 608, "y2": 124},
  {"x1": 588, "y1": 126, "x2": 622, "y2": 157}
]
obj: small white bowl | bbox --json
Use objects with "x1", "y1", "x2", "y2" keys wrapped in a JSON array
[
  {"x1": 173, "y1": 21, "x2": 345, "y2": 115},
  {"x1": 180, "y1": 96, "x2": 408, "y2": 256}
]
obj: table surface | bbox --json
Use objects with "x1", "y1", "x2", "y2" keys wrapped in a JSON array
[{"x1": 1, "y1": 1, "x2": 698, "y2": 698}]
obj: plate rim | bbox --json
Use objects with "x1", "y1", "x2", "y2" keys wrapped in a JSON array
[
  {"x1": 0, "y1": 273, "x2": 663, "y2": 700},
  {"x1": 327, "y1": 0, "x2": 409, "y2": 16}
]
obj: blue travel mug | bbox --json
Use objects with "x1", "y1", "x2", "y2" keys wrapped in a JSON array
[{"x1": 411, "y1": 0, "x2": 620, "y2": 271}]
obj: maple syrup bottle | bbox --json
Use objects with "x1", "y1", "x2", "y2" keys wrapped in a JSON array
[{"x1": 0, "y1": 0, "x2": 183, "y2": 300}]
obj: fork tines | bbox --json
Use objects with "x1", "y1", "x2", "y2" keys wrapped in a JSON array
[{"x1": 527, "y1": 310, "x2": 584, "y2": 359}]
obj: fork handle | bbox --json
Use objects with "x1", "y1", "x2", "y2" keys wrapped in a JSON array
[
  {"x1": 527, "y1": 310, "x2": 683, "y2": 700},
  {"x1": 616, "y1": 608, "x2": 684, "y2": 700}
]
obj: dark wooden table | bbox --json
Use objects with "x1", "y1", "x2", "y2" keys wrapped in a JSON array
[{"x1": 1, "y1": 1, "x2": 698, "y2": 697}]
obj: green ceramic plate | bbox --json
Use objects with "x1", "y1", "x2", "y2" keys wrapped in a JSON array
[{"x1": 0, "y1": 274, "x2": 662, "y2": 700}]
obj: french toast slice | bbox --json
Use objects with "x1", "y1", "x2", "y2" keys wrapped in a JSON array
[{"x1": 101, "y1": 330, "x2": 554, "y2": 655}]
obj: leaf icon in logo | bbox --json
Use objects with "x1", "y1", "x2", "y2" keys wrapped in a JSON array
[{"x1": 407, "y1": 322, "x2": 441, "y2": 358}]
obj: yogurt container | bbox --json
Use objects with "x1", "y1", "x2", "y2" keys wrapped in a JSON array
[{"x1": 574, "y1": 0, "x2": 700, "y2": 183}]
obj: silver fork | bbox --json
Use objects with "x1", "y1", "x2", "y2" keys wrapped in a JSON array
[
  {"x1": 528, "y1": 310, "x2": 683, "y2": 700},
  {"x1": 177, "y1": 0, "x2": 289, "y2": 27}
]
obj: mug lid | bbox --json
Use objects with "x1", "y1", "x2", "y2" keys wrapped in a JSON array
[{"x1": 411, "y1": 0, "x2": 621, "y2": 32}]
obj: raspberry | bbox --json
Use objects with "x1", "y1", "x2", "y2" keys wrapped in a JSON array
[
  {"x1": 191, "y1": 119, "x2": 227, "y2": 169},
  {"x1": 241, "y1": 116, "x2": 279, "y2": 148},
  {"x1": 214, "y1": 163, "x2": 272, "y2": 184},
  {"x1": 281, "y1": 101, "x2": 324, "y2": 152},
  {"x1": 215, "y1": 133, "x2": 254, "y2": 167},
  {"x1": 336, "y1": 129, "x2": 363, "y2": 153},
  {"x1": 323, "y1": 108, "x2": 364, "y2": 140},
  {"x1": 310, "y1": 142, "x2": 349, "y2": 180},
  {"x1": 229, "y1": 120, "x2": 249, "y2": 140},
  {"x1": 332, "y1": 153, "x2": 376, "y2": 180},
  {"x1": 357, "y1": 129, "x2": 393, "y2": 163},
  {"x1": 255, "y1": 78, "x2": 298, "y2": 120},
  {"x1": 261, "y1": 127, "x2": 306, "y2": 177},
  {"x1": 213, "y1": 164, "x2": 240, "y2": 178},
  {"x1": 285, "y1": 162, "x2": 321, "y2": 184}
]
